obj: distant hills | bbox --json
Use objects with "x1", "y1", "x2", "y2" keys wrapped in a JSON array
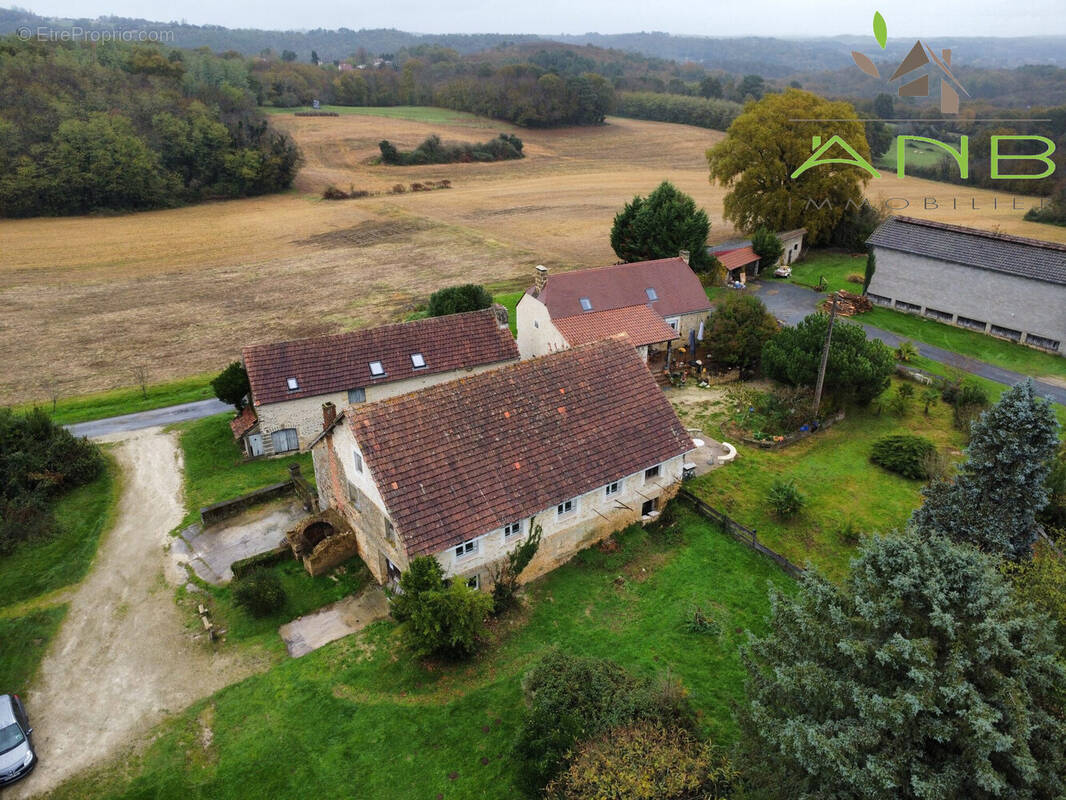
[{"x1": 2, "y1": 7, "x2": 1064, "y2": 76}]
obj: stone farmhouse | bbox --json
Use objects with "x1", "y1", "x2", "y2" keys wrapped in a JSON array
[
  {"x1": 866, "y1": 216, "x2": 1066, "y2": 354},
  {"x1": 233, "y1": 308, "x2": 520, "y2": 457},
  {"x1": 516, "y1": 256, "x2": 710, "y2": 360},
  {"x1": 308, "y1": 336, "x2": 695, "y2": 589}
]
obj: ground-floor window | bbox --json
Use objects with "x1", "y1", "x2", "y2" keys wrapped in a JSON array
[
  {"x1": 990, "y1": 324, "x2": 1022, "y2": 342},
  {"x1": 503, "y1": 520, "x2": 523, "y2": 538},
  {"x1": 455, "y1": 538, "x2": 478, "y2": 559},
  {"x1": 271, "y1": 428, "x2": 299, "y2": 453},
  {"x1": 895, "y1": 300, "x2": 921, "y2": 313},
  {"x1": 867, "y1": 293, "x2": 891, "y2": 306},
  {"x1": 642, "y1": 498, "x2": 658, "y2": 516},
  {"x1": 1027, "y1": 334, "x2": 1060, "y2": 352},
  {"x1": 467, "y1": 574, "x2": 480, "y2": 590},
  {"x1": 557, "y1": 498, "x2": 575, "y2": 517},
  {"x1": 956, "y1": 316, "x2": 987, "y2": 332}
]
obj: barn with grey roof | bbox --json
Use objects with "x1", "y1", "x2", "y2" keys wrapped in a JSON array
[{"x1": 865, "y1": 216, "x2": 1066, "y2": 354}]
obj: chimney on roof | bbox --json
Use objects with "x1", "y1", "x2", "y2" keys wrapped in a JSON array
[
  {"x1": 534, "y1": 264, "x2": 548, "y2": 294},
  {"x1": 678, "y1": 249, "x2": 691, "y2": 265},
  {"x1": 491, "y1": 302, "x2": 509, "y2": 329},
  {"x1": 322, "y1": 401, "x2": 336, "y2": 430}
]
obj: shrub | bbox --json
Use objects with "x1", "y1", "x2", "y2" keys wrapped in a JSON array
[
  {"x1": 426, "y1": 284, "x2": 493, "y2": 317},
  {"x1": 846, "y1": 272, "x2": 864, "y2": 284},
  {"x1": 232, "y1": 569, "x2": 286, "y2": 617},
  {"x1": 211, "y1": 361, "x2": 250, "y2": 411},
  {"x1": 683, "y1": 603, "x2": 720, "y2": 636},
  {"x1": 378, "y1": 133, "x2": 523, "y2": 166},
  {"x1": 895, "y1": 340, "x2": 919, "y2": 362},
  {"x1": 321, "y1": 184, "x2": 348, "y2": 200},
  {"x1": 767, "y1": 479, "x2": 806, "y2": 517},
  {"x1": 703, "y1": 294, "x2": 779, "y2": 374},
  {"x1": 870, "y1": 434, "x2": 937, "y2": 480},
  {"x1": 514, "y1": 649, "x2": 696, "y2": 794},
  {"x1": 545, "y1": 723, "x2": 738, "y2": 800},
  {"x1": 491, "y1": 522, "x2": 542, "y2": 613},
  {"x1": 388, "y1": 555, "x2": 493, "y2": 658}
]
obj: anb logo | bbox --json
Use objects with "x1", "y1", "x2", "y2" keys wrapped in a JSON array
[{"x1": 851, "y1": 11, "x2": 968, "y2": 115}]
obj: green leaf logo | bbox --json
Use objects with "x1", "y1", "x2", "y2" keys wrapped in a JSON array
[{"x1": 873, "y1": 11, "x2": 888, "y2": 48}]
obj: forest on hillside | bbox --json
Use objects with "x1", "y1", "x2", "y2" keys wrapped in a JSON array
[{"x1": 0, "y1": 38, "x2": 301, "y2": 217}]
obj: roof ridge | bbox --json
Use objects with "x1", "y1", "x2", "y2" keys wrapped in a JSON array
[{"x1": 891, "y1": 215, "x2": 1066, "y2": 253}]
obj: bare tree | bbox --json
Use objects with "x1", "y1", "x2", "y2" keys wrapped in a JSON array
[{"x1": 133, "y1": 364, "x2": 149, "y2": 399}]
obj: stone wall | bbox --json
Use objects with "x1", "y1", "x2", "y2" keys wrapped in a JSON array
[{"x1": 867, "y1": 246, "x2": 1065, "y2": 353}]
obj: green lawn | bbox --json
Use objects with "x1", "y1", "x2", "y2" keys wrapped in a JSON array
[
  {"x1": 679, "y1": 378, "x2": 967, "y2": 582},
  {"x1": 175, "y1": 414, "x2": 314, "y2": 531},
  {"x1": 0, "y1": 456, "x2": 120, "y2": 612},
  {"x1": 875, "y1": 134, "x2": 948, "y2": 172},
  {"x1": 786, "y1": 250, "x2": 869, "y2": 294},
  {"x1": 12, "y1": 373, "x2": 215, "y2": 427},
  {"x1": 0, "y1": 606, "x2": 68, "y2": 695},
  {"x1": 49, "y1": 507, "x2": 793, "y2": 799},
  {"x1": 864, "y1": 307, "x2": 1066, "y2": 382},
  {"x1": 191, "y1": 558, "x2": 373, "y2": 647},
  {"x1": 262, "y1": 105, "x2": 498, "y2": 127}
]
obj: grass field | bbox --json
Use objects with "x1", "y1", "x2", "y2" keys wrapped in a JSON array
[
  {"x1": 787, "y1": 250, "x2": 869, "y2": 294},
  {"x1": 875, "y1": 135, "x2": 949, "y2": 171},
  {"x1": 493, "y1": 291, "x2": 523, "y2": 335},
  {"x1": 0, "y1": 457, "x2": 120, "y2": 612},
  {"x1": 174, "y1": 414, "x2": 314, "y2": 530},
  {"x1": 2, "y1": 108, "x2": 1062, "y2": 406},
  {"x1": 263, "y1": 105, "x2": 498, "y2": 127},
  {"x1": 675, "y1": 378, "x2": 966, "y2": 581},
  {"x1": 48, "y1": 506, "x2": 793, "y2": 799},
  {"x1": 15, "y1": 373, "x2": 215, "y2": 426},
  {"x1": 0, "y1": 606, "x2": 68, "y2": 696}
]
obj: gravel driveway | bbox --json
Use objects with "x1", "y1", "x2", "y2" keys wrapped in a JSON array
[{"x1": 9, "y1": 428, "x2": 264, "y2": 798}]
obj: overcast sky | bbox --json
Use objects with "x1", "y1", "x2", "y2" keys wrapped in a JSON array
[{"x1": 20, "y1": 0, "x2": 1066, "y2": 37}]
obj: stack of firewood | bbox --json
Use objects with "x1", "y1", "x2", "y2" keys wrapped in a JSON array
[{"x1": 822, "y1": 290, "x2": 873, "y2": 316}]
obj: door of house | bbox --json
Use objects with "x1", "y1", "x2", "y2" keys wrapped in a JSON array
[
  {"x1": 247, "y1": 434, "x2": 264, "y2": 457},
  {"x1": 385, "y1": 557, "x2": 402, "y2": 591}
]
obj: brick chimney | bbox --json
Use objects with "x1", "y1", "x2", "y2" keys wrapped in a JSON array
[
  {"x1": 534, "y1": 264, "x2": 548, "y2": 294},
  {"x1": 678, "y1": 249, "x2": 691, "y2": 265},
  {"x1": 322, "y1": 401, "x2": 336, "y2": 430}
]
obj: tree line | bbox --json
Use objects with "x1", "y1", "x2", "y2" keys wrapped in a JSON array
[{"x1": 0, "y1": 37, "x2": 301, "y2": 217}]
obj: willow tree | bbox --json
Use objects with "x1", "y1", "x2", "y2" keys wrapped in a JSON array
[{"x1": 707, "y1": 89, "x2": 873, "y2": 244}]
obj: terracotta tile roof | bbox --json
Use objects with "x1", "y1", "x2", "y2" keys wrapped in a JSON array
[
  {"x1": 867, "y1": 216, "x2": 1066, "y2": 286},
  {"x1": 533, "y1": 257, "x2": 711, "y2": 319},
  {"x1": 346, "y1": 337, "x2": 695, "y2": 557},
  {"x1": 553, "y1": 304, "x2": 679, "y2": 348},
  {"x1": 229, "y1": 406, "x2": 258, "y2": 439},
  {"x1": 717, "y1": 246, "x2": 760, "y2": 270},
  {"x1": 243, "y1": 309, "x2": 519, "y2": 407}
]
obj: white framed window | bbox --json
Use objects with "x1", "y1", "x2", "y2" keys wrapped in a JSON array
[
  {"x1": 369, "y1": 360, "x2": 385, "y2": 377},
  {"x1": 605, "y1": 481, "x2": 620, "y2": 497},
  {"x1": 455, "y1": 538, "x2": 478, "y2": 559},
  {"x1": 557, "y1": 498, "x2": 575, "y2": 517},
  {"x1": 579, "y1": 297, "x2": 592, "y2": 311},
  {"x1": 352, "y1": 449, "x2": 363, "y2": 473},
  {"x1": 286, "y1": 377, "x2": 299, "y2": 391},
  {"x1": 645, "y1": 287, "x2": 658, "y2": 301},
  {"x1": 503, "y1": 520, "x2": 523, "y2": 538},
  {"x1": 644, "y1": 464, "x2": 661, "y2": 482},
  {"x1": 467, "y1": 574, "x2": 480, "y2": 590},
  {"x1": 665, "y1": 317, "x2": 680, "y2": 332},
  {"x1": 348, "y1": 387, "x2": 366, "y2": 403},
  {"x1": 411, "y1": 353, "x2": 426, "y2": 369},
  {"x1": 271, "y1": 428, "x2": 299, "y2": 453}
]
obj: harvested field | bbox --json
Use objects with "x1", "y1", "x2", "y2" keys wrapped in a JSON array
[{"x1": 3, "y1": 110, "x2": 1063, "y2": 405}]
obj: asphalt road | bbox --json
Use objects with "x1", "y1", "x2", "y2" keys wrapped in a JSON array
[
  {"x1": 750, "y1": 281, "x2": 1066, "y2": 407},
  {"x1": 65, "y1": 397, "x2": 231, "y2": 439}
]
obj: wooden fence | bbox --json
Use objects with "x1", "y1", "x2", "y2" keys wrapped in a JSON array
[{"x1": 678, "y1": 489, "x2": 805, "y2": 580}]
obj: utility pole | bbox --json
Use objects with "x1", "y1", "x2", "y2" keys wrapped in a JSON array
[{"x1": 812, "y1": 292, "x2": 838, "y2": 419}]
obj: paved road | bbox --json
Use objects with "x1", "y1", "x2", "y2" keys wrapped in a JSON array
[
  {"x1": 749, "y1": 281, "x2": 1066, "y2": 406},
  {"x1": 66, "y1": 397, "x2": 230, "y2": 439}
]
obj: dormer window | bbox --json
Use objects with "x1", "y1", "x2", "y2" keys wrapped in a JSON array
[
  {"x1": 286, "y1": 377, "x2": 299, "y2": 391},
  {"x1": 579, "y1": 297, "x2": 592, "y2": 312},
  {"x1": 411, "y1": 353, "x2": 426, "y2": 369},
  {"x1": 369, "y1": 361, "x2": 385, "y2": 377},
  {"x1": 645, "y1": 287, "x2": 658, "y2": 301}
]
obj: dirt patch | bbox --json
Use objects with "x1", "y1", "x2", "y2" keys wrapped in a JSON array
[
  {"x1": 8, "y1": 428, "x2": 266, "y2": 799},
  {"x1": 294, "y1": 216, "x2": 437, "y2": 249}
]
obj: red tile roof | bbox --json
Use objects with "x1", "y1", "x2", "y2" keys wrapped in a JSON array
[
  {"x1": 229, "y1": 406, "x2": 258, "y2": 439},
  {"x1": 243, "y1": 309, "x2": 519, "y2": 407},
  {"x1": 533, "y1": 257, "x2": 711, "y2": 319},
  {"x1": 553, "y1": 304, "x2": 679, "y2": 348},
  {"x1": 717, "y1": 246, "x2": 760, "y2": 270},
  {"x1": 346, "y1": 336, "x2": 694, "y2": 557}
]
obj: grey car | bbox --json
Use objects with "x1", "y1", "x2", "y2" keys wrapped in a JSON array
[{"x1": 0, "y1": 694, "x2": 36, "y2": 787}]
